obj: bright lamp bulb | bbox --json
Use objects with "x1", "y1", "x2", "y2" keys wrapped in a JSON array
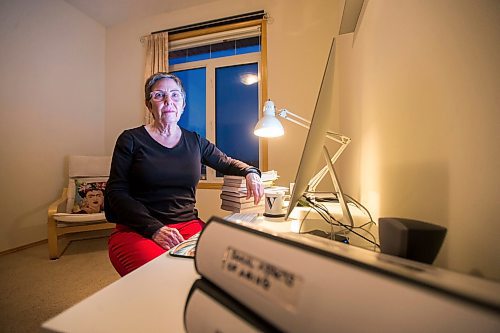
[
  {"x1": 253, "y1": 100, "x2": 285, "y2": 138},
  {"x1": 253, "y1": 117, "x2": 284, "y2": 137}
]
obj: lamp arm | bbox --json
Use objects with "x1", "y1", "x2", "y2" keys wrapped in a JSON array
[
  {"x1": 326, "y1": 131, "x2": 351, "y2": 146},
  {"x1": 276, "y1": 108, "x2": 351, "y2": 192},
  {"x1": 277, "y1": 109, "x2": 311, "y2": 129},
  {"x1": 278, "y1": 109, "x2": 350, "y2": 145}
]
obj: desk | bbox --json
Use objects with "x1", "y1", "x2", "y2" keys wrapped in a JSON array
[
  {"x1": 40, "y1": 204, "x2": 373, "y2": 333},
  {"x1": 255, "y1": 202, "x2": 379, "y2": 251},
  {"x1": 42, "y1": 206, "x2": 500, "y2": 332},
  {"x1": 41, "y1": 254, "x2": 198, "y2": 333}
]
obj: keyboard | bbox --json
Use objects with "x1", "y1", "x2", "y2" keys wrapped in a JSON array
[{"x1": 226, "y1": 212, "x2": 258, "y2": 223}]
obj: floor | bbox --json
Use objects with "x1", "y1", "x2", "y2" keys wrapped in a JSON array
[{"x1": 0, "y1": 235, "x2": 119, "y2": 332}]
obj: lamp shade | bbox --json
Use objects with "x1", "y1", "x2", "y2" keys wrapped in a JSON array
[{"x1": 253, "y1": 100, "x2": 285, "y2": 137}]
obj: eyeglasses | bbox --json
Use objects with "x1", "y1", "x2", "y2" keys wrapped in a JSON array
[{"x1": 150, "y1": 90, "x2": 184, "y2": 103}]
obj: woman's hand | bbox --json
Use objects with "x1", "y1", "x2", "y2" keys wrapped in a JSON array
[
  {"x1": 245, "y1": 173, "x2": 264, "y2": 205},
  {"x1": 152, "y1": 226, "x2": 185, "y2": 250}
]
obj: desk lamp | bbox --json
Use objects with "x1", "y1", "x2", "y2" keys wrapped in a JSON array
[
  {"x1": 254, "y1": 99, "x2": 354, "y2": 227},
  {"x1": 253, "y1": 0, "x2": 366, "y2": 228},
  {"x1": 254, "y1": 100, "x2": 351, "y2": 192}
]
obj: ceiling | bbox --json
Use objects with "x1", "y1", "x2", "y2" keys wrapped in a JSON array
[{"x1": 64, "y1": 0, "x2": 218, "y2": 27}]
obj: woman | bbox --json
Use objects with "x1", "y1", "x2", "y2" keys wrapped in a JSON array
[
  {"x1": 75, "y1": 183, "x2": 105, "y2": 214},
  {"x1": 106, "y1": 72, "x2": 264, "y2": 276}
]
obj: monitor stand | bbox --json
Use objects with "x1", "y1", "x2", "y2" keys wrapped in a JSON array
[{"x1": 322, "y1": 145, "x2": 354, "y2": 227}]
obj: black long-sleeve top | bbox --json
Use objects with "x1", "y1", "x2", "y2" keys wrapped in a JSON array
[{"x1": 105, "y1": 126, "x2": 260, "y2": 238}]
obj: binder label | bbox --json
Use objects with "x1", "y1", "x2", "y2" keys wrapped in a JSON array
[{"x1": 222, "y1": 247, "x2": 303, "y2": 311}]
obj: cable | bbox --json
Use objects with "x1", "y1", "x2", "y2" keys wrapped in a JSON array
[
  {"x1": 304, "y1": 196, "x2": 380, "y2": 249},
  {"x1": 304, "y1": 190, "x2": 376, "y2": 226},
  {"x1": 344, "y1": 194, "x2": 376, "y2": 226},
  {"x1": 296, "y1": 193, "x2": 380, "y2": 250}
]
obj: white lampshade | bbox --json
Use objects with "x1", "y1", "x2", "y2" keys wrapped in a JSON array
[{"x1": 253, "y1": 100, "x2": 285, "y2": 137}]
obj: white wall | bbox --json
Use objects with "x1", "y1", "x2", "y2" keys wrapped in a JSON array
[
  {"x1": 3, "y1": 0, "x2": 497, "y2": 281},
  {"x1": 338, "y1": 0, "x2": 500, "y2": 280},
  {"x1": 0, "y1": 0, "x2": 105, "y2": 252},
  {"x1": 104, "y1": 0, "x2": 500, "y2": 281}
]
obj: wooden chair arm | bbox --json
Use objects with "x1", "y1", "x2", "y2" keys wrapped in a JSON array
[{"x1": 48, "y1": 188, "x2": 68, "y2": 217}]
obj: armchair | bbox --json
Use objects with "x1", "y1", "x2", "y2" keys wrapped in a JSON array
[{"x1": 47, "y1": 155, "x2": 115, "y2": 259}]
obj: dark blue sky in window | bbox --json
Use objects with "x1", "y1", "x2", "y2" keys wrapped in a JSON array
[
  {"x1": 215, "y1": 63, "x2": 259, "y2": 170},
  {"x1": 173, "y1": 67, "x2": 206, "y2": 138}
]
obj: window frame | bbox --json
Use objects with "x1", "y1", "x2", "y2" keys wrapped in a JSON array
[{"x1": 168, "y1": 19, "x2": 268, "y2": 189}]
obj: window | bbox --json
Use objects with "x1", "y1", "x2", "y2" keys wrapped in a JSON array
[{"x1": 165, "y1": 14, "x2": 268, "y2": 186}]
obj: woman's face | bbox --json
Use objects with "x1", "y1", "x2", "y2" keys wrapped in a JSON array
[
  {"x1": 85, "y1": 190, "x2": 104, "y2": 212},
  {"x1": 148, "y1": 78, "x2": 185, "y2": 124}
]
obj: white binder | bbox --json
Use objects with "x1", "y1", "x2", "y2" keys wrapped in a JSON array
[
  {"x1": 194, "y1": 217, "x2": 500, "y2": 333},
  {"x1": 184, "y1": 279, "x2": 280, "y2": 333}
]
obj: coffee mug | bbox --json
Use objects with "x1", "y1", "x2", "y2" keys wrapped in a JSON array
[{"x1": 264, "y1": 191, "x2": 288, "y2": 217}]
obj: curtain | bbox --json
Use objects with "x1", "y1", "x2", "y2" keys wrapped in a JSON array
[{"x1": 142, "y1": 32, "x2": 169, "y2": 124}]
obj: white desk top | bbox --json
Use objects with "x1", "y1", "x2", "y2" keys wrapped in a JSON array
[
  {"x1": 41, "y1": 206, "x2": 500, "y2": 332},
  {"x1": 41, "y1": 204, "x2": 375, "y2": 333},
  {"x1": 41, "y1": 254, "x2": 198, "y2": 333}
]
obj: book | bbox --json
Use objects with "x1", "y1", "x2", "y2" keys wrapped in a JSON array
[
  {"x1": 223, "y1": 179, "x2": 276, "y2": 188},
  {"x1": 223, "y1": 178, "x2": 247, "y2": 186},
  {"x1": 195, "y1": 217, "x2": 311, "y2": 332},
  {"x1": 223, "y1": 170, "x2": 279, "y2": 186},
  {"x1": 260, "y1": 170, "x2": 279, "y2": 182},
  {"x1": 222, "y1": 183, "x2": 247, "y2": 191},
  {"x1": 220, "y1": 190, "x2": 247, "y2": 198},
  {"x1": 219, "y1": 173, "x2": 282, "y2": 213},
  {"x1": 220, "y1": 193, "x2": 255, "y2": 203},
  {"x1": 221, "y1": 181, "x2": 275, "y2": 193},
  {"x1": 184, "y1": 279, "x2": 280, "y2": 333},
  {"x1": 194, "y1": 216, "x2": 500, "y2": 333},
  {"x1": 220, "y1": 204, "x2": 263, "y2": 213},
  {"x1": 168, "y1": 232, "x2": 201, "y2": 258},
  {"x1": 224, "y1": 170, "x2": 278, "y2": 183},
  {"x1": 221, "y1": 185, "x2": 248, "y2": 194},
  {"x1": 221, "y1": 199, "x2": 263, "y2": 210}
]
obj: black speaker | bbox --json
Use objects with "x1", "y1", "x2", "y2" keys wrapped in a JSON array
[{"x1": 378, "y1": 217, "x2": 447, "y2": 264}]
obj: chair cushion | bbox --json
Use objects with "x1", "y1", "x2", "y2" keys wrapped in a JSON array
[
  {"x1": 66, "y1": 177, "x2": 108, "y2": 213},
  {"x1": 53, "y1": 212, "x2": 106, "y2": 223},
  {"x1": 68, "y1": 155, "x2": 111, "y2": 178}
]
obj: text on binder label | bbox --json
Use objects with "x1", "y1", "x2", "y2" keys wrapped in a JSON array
[{"x1": 221, "y1": 247, "x2": 303, "y2": 311}]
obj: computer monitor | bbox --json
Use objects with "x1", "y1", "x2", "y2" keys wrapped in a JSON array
[{"x1": 285, "y1": 37, "x2": 353, "y2": 228}]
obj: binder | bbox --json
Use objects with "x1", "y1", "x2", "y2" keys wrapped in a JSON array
[
  {"x1": 184, "y1": 279, "x2": 281, "y2": 333},
  {"x1": 194, "y1": 217, "x2": 500, "y2": 333}
]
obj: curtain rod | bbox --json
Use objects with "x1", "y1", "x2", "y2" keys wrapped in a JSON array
[{"x1": 150, "y1": 10, "x2": 266, "y2": 36}]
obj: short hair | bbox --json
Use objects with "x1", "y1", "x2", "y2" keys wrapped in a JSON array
[{"x1": 144, "y1": 72, "x2": 186, "y2": 103}]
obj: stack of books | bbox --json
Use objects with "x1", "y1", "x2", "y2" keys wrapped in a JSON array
[{"x1": 220, "y1": 170, "x2": 278, "y2": 213}]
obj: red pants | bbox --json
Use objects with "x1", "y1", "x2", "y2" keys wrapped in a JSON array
[{"x1": 108, "y1": 219, "x2": 204, "y2": 277}]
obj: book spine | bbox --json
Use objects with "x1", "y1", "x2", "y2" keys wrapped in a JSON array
[
  {"x1": 184, "y1": 279, "x2": 280, "y2": 332},
  {"x1": 195, "y1": 219, "x2": 303, "y2": 332},
  {"x1": 220, "y1": 204, "x2": 263, "y2": 212},
  {"x1": 221, "y1": 186, "x2": 247, "y2": 194},
  {"x1": 196, "y1": 217, "x2": 500, "y2": 333},
  {"x1": 220, "y1": 205, "x2": 239, "y2": 212},
  {"x1": 221, "y1": 201, "x2": 263, "y2": 209},
  {"x1": 220, "y1": 195, "x2": 254, "y2": 203}
]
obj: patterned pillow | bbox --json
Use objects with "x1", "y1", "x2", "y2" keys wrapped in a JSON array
[{"x1": 66, "y1": 177, "x2": 108, "y2": 214}]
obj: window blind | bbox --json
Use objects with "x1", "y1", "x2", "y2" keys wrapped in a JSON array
[{"x1": 169, "y1": 25, "x2": 261, "y2": 51}]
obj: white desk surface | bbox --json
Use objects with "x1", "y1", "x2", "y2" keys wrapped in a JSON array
[
  {"x1": 41, "y1": 254, "x2": 198, "y2": 333},
  {"x1": 41, "y1": 204, "x2": 374, "y2": 333},
  {"x1": 41, "y1": 205, "x2": 500, "y2": 333}
]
